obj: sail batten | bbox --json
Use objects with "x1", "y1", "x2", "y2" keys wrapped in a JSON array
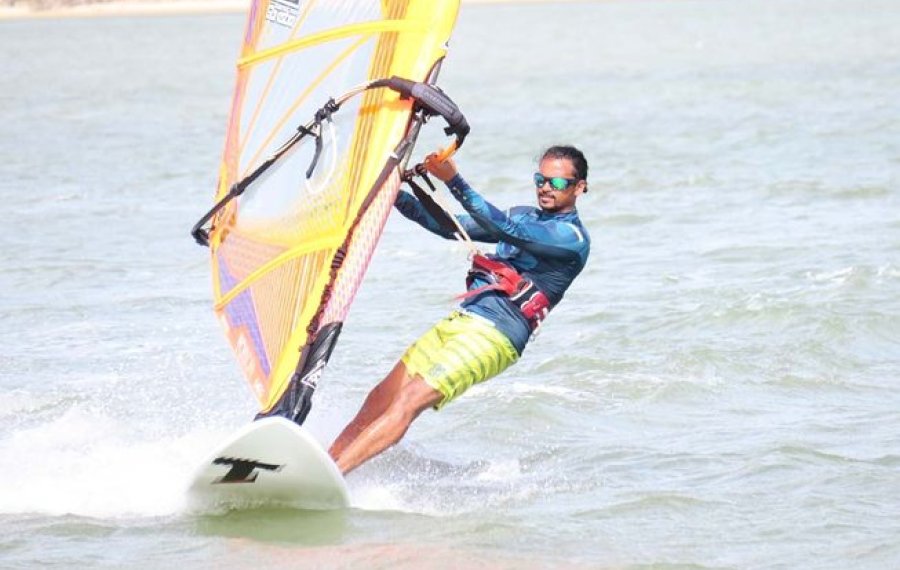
[
  {"x1": 238, "y1": 20, "x2": 423, "y2": 68},
  {"x1": 213, "y1": 233, "x2": 343, "y2": 311},
  {"x1": 239, "y1": 34, "x2": 371, "y2": 170}
]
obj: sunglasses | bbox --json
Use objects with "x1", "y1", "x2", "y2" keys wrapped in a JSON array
[{"x1": 533, "y1": 172, "x2": 578, "y2": 190}]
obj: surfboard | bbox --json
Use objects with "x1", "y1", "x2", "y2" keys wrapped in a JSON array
[{"x1": 187, "y1": 417, "x2": 349, "y2": 511}]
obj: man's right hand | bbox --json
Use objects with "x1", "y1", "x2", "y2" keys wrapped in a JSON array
[{"x1": 423, "y1": 153, "x2": 458, "y2": 182}]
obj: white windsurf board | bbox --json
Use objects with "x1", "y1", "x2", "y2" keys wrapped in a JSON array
[{"x1": 187, "y1": 417, "x2": 349, "y2": 510}]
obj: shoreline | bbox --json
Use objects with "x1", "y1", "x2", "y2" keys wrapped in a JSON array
[
  {"x1": 0, "y1": 1, "x2": 248, "y2": 19},
  {"x1": 0, "y1": 0, "x2": 584, "y2": 21}
]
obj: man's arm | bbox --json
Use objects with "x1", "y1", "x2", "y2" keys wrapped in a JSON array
[
  {"x1": 444, "y1": 175, "x2": 584, "y2": 262},
  {"x1": 394, "y1": 190, "x2": 500, "y2": 243}
]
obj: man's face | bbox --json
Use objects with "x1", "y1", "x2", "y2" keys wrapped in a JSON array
[{"x1": 535, "y1": 157, "x2": 586, "y2": 213}]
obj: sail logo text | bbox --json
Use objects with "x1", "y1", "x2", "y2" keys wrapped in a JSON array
[
  {"x1": 300, "y1": 359, "x2": 326, "y2": 389},
  {"x1": 267, "y1": 0, "x2": 300, "y2": 28}
]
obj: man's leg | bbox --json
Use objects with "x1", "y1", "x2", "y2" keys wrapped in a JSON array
[
  {"x1": 329, "y1": 360, "x2": 409, "y2": 459},
  {"x1": 329, "y1": 370, "x2": 442, "y2": 475},
  {"x1": 328, "y1": 311, "x2": 516, "y2": 475}
]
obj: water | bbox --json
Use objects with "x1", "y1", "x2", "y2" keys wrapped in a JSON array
[{"x1": 2, "y1": 0, "x2": 899, "y2": 568}]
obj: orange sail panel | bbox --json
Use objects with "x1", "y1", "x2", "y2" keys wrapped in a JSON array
[{"x1": 207, "y1": 0, "x2": 460, "y2": 416}]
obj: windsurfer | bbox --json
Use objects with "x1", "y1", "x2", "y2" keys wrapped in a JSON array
[{"x1": 328, "y1": 145, "x2": 591, "y2": 475}]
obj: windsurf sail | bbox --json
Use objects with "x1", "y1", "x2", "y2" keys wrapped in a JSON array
[{"x1": 192, "y1": 0, "x2": 467, "y2": 424}]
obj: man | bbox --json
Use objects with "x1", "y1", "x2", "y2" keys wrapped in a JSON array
[{"x1": 329, "y1": 145, "x2": 591, "y2": 475}]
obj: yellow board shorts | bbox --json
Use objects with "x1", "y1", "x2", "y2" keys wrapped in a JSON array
[{"x1": 401, "y1": 311, "x2": 520, "y2": 409}]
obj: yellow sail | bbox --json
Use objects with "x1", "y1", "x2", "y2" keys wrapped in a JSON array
[{"x1": 203, "y1": 0, "x2": 461, "y2": 419}]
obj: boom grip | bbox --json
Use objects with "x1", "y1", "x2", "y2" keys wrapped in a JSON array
[{"x1": 376, "y1": 76, "x2": 470, "y2": 148}]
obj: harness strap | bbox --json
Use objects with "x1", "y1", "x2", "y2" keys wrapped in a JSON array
[
  {"x1": 401, "y1": 166, "x2": 479, "y2": 255},
  {"x1": 403, "y1": 171, "x2": 458, "y2": 236}
]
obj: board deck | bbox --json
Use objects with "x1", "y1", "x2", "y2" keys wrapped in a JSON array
[{"x1": 187, "y1": 417, "x2": 349, "y2": 510}]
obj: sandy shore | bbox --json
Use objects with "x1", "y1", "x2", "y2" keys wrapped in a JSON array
[
  {"x1": 0, "y1": 0, "x2": 578, "y2": 21},
  {"x1": 0, "y1": 0, "x2": 248, "y2": 19}
]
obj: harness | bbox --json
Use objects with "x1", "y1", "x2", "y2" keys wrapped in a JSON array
[{"x1": 461, "y1": 254, "x2": 552, "y2": 331}]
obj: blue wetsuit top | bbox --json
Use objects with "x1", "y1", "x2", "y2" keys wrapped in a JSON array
[{"x1": 395, "y1": 174, "x2": 591, "y2": 354}]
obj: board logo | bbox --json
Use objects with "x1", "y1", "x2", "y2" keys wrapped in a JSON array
[
  {"x1": 212, "y1": 457, "x2": 283, "y2": 484},
  {"x1": 266, "y1": 0, "x2": 300, "y2": 28}
]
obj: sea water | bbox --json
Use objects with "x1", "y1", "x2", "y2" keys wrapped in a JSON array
[{"x1": 1, "y1": 1, "x2": 899, "y2": 568}]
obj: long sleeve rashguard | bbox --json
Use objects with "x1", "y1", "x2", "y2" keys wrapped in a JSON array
[{"x1": 394, "y1": 174, "x2": 590, "y2": 354}]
